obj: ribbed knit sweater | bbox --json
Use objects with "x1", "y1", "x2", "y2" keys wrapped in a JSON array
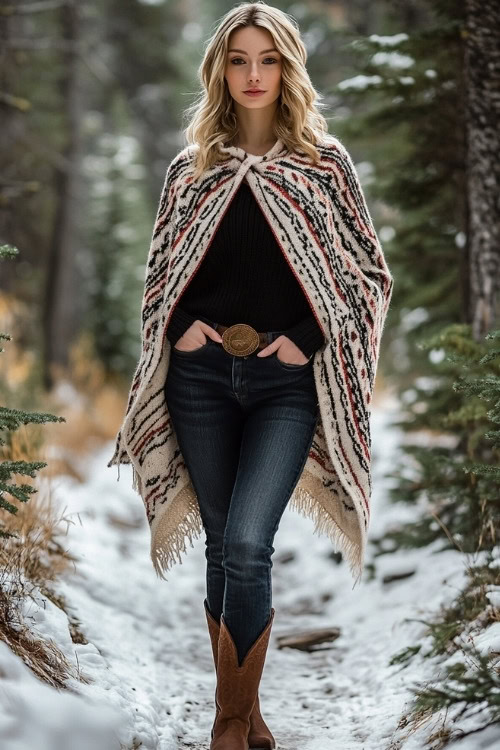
[{"x1": 165, "y1": 178, "x2": 325, "y2": 358}]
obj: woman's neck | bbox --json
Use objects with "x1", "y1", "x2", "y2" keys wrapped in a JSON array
[{"x1": 230, "y1": 138, "x2": 277, "y2": 156}]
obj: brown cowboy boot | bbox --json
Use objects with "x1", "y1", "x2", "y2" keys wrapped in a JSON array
[
  {"x1": 207, "y1": 602, "x2": 275, "y2": 750},
  {"x1": 204, "y1": 599, "x2": 276, "y2": 749}
]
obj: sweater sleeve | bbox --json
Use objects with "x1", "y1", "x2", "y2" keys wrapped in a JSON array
[
  {"x1": 284, "y1": 314, "x2": 325, "y2": 359},
  {"x1": 165, "y1": 305, "x2": 198, "y2": 345}
]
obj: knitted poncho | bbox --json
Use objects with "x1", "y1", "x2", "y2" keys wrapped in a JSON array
[{"x1": 107, "y1": 134, "x2": 394, "y2": 587}]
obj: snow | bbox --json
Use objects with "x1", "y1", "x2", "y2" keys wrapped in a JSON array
[
  {"x1": 368, "y1": 34, "x2": 410, "y2": 47},
  {"x1": 1, "y1": 393, "x2": 499, "y2": 749},
  {"x1": 371, "y1": 51, "x2": 415, "y2": 69},
  {"x1": 486, "y1": 588, "x2": 500, "y2": 608},
  {"x1": 0, "y1": 640, "x2": 121, "y2": 750},
  {"x1": 337, "y1": 75, "x2": 383, "y2": 91},
  {"x1": 473, "y1": 622, "x2": 500, "y2": 657}
]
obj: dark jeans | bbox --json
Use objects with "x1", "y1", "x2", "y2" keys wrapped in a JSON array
[{"x1": 164, "y1": 319, "x2": 319, "y2": 666}]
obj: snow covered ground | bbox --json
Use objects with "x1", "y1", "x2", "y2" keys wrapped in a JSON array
[{"x1": 1, "y1": 392, "x2": 499, "y2": 750}]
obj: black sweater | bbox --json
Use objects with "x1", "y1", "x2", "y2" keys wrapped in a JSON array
[{"x1": 165, "y1": 178, "x2": 325, "y2": 357}]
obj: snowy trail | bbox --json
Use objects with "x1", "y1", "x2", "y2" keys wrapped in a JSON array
[{"x1": 2, "y1": 394, "x2": 497, "y2": 749}]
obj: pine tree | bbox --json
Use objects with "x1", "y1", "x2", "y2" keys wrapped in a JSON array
[{"x1": 334, "y1": 0, "x2": 467, "y2": 385}]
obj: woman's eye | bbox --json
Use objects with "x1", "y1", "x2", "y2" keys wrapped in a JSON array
[{"x1": 230, "y1": 57, "x2": 278, "y2": 65}]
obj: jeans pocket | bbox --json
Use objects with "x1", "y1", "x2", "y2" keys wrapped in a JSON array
[
  {"x1": 172, "y1": 338, "x2": 212, "y2": 356},
  {"x1": 273, "y1": 352, "x2": 311, "y2": 370}
]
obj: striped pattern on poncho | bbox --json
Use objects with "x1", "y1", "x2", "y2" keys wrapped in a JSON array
[{"x1": 107, "y1": 134, "x2": 394, "y2": 587}]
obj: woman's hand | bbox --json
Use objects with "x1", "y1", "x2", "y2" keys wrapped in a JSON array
[
  {"x1": 174, "y1": 320, "x2": 223, "y2": 351},
  {"x1": 257, "y1": 335, "x2": 309, "y2": 365}
]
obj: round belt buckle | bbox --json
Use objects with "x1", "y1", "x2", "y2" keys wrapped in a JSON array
[{"x1": 222, "y1": 323, "x2": 259, "y2": 356}]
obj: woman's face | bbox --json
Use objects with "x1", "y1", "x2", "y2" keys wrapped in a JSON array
[{"x1": 224, "y1": 25, "x2": 282, "y2": 112}]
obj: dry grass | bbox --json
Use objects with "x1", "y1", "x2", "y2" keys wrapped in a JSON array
[
  {"x1": 0, "y1": 575, "x2": 90, "y2": 689},
  {"x1": 0, "y1": 423, "x2": 92, "y2": 688},
  {"x1": 40, "y1": 330, "x2": 129, "y2": 481},
  {"x1": 0, "y1": 486, "x2": 91, "y2": 688}
]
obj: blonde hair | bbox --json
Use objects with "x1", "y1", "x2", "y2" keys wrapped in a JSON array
[{"x1": 183, "y1": 1, "x2": 331, "y2": 180}]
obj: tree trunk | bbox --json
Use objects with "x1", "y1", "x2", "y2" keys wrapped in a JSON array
[
  {"x1": 42, "y1": 0, "x2": 83, "y2": 389},
  {"x1": 464, "y1": 0, "x2": 500, "y2": 338}
]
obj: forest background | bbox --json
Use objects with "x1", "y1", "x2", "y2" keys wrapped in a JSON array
[{"x1": 1, "y1": 1, "x2": 499, "y2": 749}]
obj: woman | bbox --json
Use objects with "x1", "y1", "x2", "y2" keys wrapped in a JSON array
[{"x1": 108, "y1": 3, "x2": 393, "y2": 748}]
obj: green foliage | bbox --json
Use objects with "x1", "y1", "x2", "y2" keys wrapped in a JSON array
[
  {"x1": 375, "y1": 326, "x2": 500, "y2": 559},
  {"x1": 388, "y1": 559, "x2": 500, "y2": 746},
  {"x1": 408, "y1": 560, "x2": 500, "y2": 745},
  {"x1": 378, "y1": 323, "x2": 500, "y2": 742},
  {"x1": 414, "y1": 650, "x2": 500, "y2": 732},
  {"x1": 389, "y1": 644, "x2": 422, "y2": 667},
  {"x1": 0, "y1": 245, "x2": 18, "y2": 260}
]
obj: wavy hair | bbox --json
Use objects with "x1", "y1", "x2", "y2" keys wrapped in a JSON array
[{"x1": 183, "y1": 1, "x2": 331, "y2": 180}]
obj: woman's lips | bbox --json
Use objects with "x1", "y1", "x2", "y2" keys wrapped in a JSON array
[{"x1": 244, "y1": 90, "x2": 266, "y2": 97}]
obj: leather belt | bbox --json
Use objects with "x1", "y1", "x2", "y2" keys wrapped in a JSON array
[{"x1": 215, "y1": 323, "x2": 268, "y2": 356}]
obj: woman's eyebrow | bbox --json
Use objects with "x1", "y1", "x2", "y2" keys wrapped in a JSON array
[{"x1": 228, "y1": 48, "x2": 279, "y2": 54}]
